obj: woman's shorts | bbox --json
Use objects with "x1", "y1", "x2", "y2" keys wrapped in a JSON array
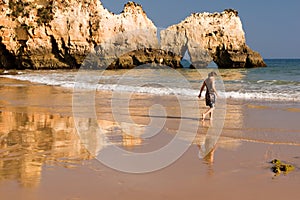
[{"x1": 205, "y1": 92, "x2": 216, "y2": 108}]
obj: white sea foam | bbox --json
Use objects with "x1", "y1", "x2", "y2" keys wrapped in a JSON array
[
  {"x1": 224, "y1": 91, "x2": 299, "y2": 102},
  {"x1": 2, "y1": 70, "x2": 300, "y2": 102}
]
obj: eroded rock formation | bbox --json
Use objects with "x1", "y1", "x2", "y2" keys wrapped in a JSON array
[
  {"x1": 0, "y1": 0, "x2": 158, "y2": 69},
  {"x1": 161, "y1": 9, "x2": 266, "y2": 68},
  {"x1": 0, "y1": 1, "x2": 265, "y2": 69},
  {"x1": 108, "y1": 48, "x2": 182, "y2": 69}
]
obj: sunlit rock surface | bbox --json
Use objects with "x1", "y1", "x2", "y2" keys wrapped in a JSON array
[{"x1": 0, "y1": 1, "x2": 265, "y2": 69}]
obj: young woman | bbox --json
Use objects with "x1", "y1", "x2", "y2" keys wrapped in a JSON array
[{"x1": 198, "y1": 72, "x2": 218, "y2": 121}]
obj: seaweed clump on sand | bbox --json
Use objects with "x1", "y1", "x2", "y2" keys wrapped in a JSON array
[{"x1": 270, "y1": 159, "x2": 295, "y2": 176}]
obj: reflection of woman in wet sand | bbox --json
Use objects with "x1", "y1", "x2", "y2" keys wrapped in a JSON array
[
  {"x1": 197, "y1": 120, "x2": 216, "y2": 175},
  {"x1": 198, "y1": 72, "x2": 218, "y2": 121},
  {"x1": 198, "y1": 121, "x2": 217, "y2": 175},
  {"x1": 198, "y1": 143, "x2": 216, "y2": 176},
  {"x1": 198, "y1": 143, "x2": 216, "y2": 164},
  {"x1": 198, "y1": 121, "x2": 217, "y2": 164}
]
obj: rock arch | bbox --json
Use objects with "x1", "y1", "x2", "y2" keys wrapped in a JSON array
[{"x1": 160, "y1": 9, "x2": 266, "y2": 68}]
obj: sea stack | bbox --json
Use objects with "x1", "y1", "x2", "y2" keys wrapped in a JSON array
[
  {"x1": 0, "y1": 1, "x2": 266, "y2": 69},
  {"x1": 161, "y1": 9, "x2": 266, "y2": 68}
]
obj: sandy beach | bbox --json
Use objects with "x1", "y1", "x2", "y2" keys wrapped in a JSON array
[{"x1": 0, "y1": 77, "x2": 300, "y2": 200}]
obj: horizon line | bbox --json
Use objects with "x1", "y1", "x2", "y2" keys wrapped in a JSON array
[{"x1": 264, "y1": 58, "x2": 300, "y2": 60}]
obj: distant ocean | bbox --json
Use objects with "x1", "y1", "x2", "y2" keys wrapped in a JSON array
[{"x1": 1, "y1": 59, "x2": 300, "y2": 102}]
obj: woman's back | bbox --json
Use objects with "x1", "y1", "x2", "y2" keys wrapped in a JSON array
[{"x1": 205, "y1": 77, "x2": 215, "y2": 93}]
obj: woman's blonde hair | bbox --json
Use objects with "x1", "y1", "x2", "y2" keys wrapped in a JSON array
[{"x1": 208, "y1": 71, "x2": 217, "y2": 77}]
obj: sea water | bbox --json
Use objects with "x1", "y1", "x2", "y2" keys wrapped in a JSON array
[{"x1": 1, "y1": 59, "x2": 299, "y2": 102}]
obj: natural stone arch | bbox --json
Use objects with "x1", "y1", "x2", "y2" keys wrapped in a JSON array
[
  {"x1": 160, "y1": 27, "x2": 213, "y2": 68},
  {"x1": 180, "y1": 49, "x2": 192, "y2": 68},
  {"x1": 160, "y1": 9, "x2": 266, "y2": 69}
]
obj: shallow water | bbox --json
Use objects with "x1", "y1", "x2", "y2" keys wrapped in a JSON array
[{"x1": 1, "y1": 59, "x2": 300, "y2": 102}]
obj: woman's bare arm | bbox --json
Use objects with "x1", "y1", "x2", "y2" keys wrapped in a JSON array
[
  {"x1": 212, "y1": 80, "x2": 218, "y2": 97},
  {"x1": 198, "y1": 82, "x2": 206, "y2": 98}
]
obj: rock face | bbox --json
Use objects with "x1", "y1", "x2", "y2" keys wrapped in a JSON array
[
  {"x1": 0, "y1": 1, "x2": 265, "y2": 69},
  {"x1": 107, "y1": 48, "x2": 182, "y2": 69},
  {"x1": 161, "y1": 9, "x2": 266, "y2": 68},
  {"x1": 0, "y1": 0, "x2": 158, "y2": 69}
]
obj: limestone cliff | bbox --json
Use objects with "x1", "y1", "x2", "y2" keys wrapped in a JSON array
[
  {"x1": 161, "y1": 9, "x2": 266, "y2": 68},
  {"x1": 0, "y1": 1, "x2": 265, "y2": 69},
  {"x1": 0, "y1": 0, "x2": 158, "y2": 69}
]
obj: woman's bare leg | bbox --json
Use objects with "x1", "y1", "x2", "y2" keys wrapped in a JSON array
[
  {"x1": 202, "y1": 107, "x2": 215, "y2": 121},
  {"x1": 210, "y1": 110, "x2": 214, "y2": 121},
  {"x1": 202, "y1": 113, "x2": 206, "y2": 121}
]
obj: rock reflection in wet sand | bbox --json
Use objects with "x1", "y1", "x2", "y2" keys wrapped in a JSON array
[
  {"x1": 0, "y1": 111, "x2": 91, "y2": 187},
  {"x1": 0, "y1": 111, "x2": 147, "y2": 187},
  {"x1": 0, "y1": 101, "x2": 243, "y2": 187}
]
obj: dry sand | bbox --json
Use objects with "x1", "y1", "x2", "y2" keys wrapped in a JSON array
[{"x1": 0, "y1": 77, "x2": 300, "y2": 200}]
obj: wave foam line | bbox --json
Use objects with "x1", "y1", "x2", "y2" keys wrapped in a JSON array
[{"x1": 2, "y1": 74, "x2": 300, "y2": 102}]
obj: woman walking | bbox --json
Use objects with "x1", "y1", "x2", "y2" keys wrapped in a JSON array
[{"x1": 198, "y1": 72, "x2": 218, "y2": 121}]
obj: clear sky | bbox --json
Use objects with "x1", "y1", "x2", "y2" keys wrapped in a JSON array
[{"x1": 101, "y1": 0, "x2": 300, "y2": 59}]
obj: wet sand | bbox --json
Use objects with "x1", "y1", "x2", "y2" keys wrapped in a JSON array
[{"x1": 0, "y1": 77, "x2": 300, "y2": 200}]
